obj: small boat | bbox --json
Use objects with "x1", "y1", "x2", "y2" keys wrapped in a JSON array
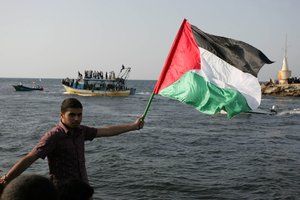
[
  {"x1": 12, "y1": 83, "x2": 44, "y2": 91},
  {"x1": 62, "y1": 65, "x2": 136, "y2": 97}
]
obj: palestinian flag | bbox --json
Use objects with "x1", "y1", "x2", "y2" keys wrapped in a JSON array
[{"x1": 153, "y1": 19, "x2": 273, "y2": 118}]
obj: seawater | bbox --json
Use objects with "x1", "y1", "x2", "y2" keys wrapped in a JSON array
[{"x1": 0, "y1": 78, "x2": 300, "y2": 200}]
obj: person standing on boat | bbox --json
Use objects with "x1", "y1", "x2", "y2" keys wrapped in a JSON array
[{"x1": 0, "y1": 98, "x2": 144, "y2": 191}]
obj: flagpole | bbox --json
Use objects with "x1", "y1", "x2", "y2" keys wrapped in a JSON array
[{"x1": 141, "y1": 93, "x2": 155, "y2": 121}]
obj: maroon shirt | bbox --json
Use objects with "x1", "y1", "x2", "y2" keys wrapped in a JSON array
[{"x1": 31, "y1": 121, "x2": 97, "y2": 185}]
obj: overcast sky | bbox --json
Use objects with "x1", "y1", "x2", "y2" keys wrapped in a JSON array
[{"x1": 0, "y1": 0, "x2": 299, "y2": 81}]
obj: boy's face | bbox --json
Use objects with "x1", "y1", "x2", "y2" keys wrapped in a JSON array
[{"x1": 60, "y1": 108, "x2": 82, "y2": 128}]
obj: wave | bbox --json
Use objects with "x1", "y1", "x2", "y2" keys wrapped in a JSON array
[
  {"x1": 276, "y1": 108, "x2": 300, "y2": 116},
  {"x1": 136, "y1": 91, "x2": 151, "y2": 95}
]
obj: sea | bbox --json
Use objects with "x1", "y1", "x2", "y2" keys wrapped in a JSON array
[{"x1": 0, "y1": 78, "x2": 300, "y2": 200}]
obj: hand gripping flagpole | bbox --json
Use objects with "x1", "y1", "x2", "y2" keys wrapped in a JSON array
[{"x1": 141, "y1": 93, "x2": 155, "y2": 121}]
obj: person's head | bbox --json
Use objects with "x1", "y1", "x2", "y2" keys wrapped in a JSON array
[
  {"x1": 58, "y1": 179, "x2": 94, "y2": 200},
  {"x1": 60, "y1": 98, "x2": 83, "y2": 128},
  {"x1": 1, "y1": 174, "x2": 58, "y2": 200}
]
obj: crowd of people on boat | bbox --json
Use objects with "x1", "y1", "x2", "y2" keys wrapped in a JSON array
[
  {"x1": 61, "y1": 75, "x2": 127, "y2": 92},
  {"x1": 78, "y1": 70, "x2": 116, "y2": 80},
  {"x1": 61, "y1": 66, "x2": 131, "y2": 92}
]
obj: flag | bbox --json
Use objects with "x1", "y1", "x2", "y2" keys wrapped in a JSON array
[{"x1": 153, "y1": 19, "x2": 273, "y2": 118}]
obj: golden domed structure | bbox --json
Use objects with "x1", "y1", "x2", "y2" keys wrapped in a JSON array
[{"x1": 277, "y1": 36, "x2": 291, "y2": 84}]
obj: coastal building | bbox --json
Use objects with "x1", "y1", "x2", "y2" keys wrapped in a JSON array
[
  {"x1": 261, "y1": 36, "x2": 300, "y2": 96},
  {"x1": 277, "y1": 41, "x2": 291, "y2": 84}
]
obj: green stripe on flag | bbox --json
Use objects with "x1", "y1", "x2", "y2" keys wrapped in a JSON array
[{"x1": 159, "y1": 71, "x2": 251, "y2": 118}]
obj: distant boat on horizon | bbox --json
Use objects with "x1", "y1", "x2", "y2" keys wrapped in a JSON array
[
  {"x1": 12, "y1": 83, "x2": 44, "y2": 91},
  {"x1": 62, "y1": 65, "x2": 136, "y2": 97}
]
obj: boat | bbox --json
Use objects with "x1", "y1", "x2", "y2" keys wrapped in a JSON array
[
  {"x1": 12, "y1": 83, "x2": 44, "y2": 91},
  {"x1": 62, "y1": 65, "x2": 136, "y2": 97},
  {"x1": 219, "y1": 106, "x2": 277, "y2": 116}
]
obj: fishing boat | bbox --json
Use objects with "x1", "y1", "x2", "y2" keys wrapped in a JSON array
[
  {"x1": 62, "y1": 65, "x2": 136, "y2": 96},
  {"x1": 12, "y1": 83, "x2": 44, "y2": 91}
]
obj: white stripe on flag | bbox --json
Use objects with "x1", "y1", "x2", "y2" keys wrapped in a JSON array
[{"x1": 195, "y1": 47, "x2": 261, "y2": 110}]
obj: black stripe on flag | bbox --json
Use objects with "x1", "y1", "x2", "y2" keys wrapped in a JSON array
[{"x1": 191, "y1": 25, "x2": 273, "y2": 77}]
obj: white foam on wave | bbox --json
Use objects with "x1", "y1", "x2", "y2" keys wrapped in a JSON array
[
  {"x1": 136, "y1": 91, "x2": 151, "y2": 95},
  {"x1": 276, "y1": 108, "x2": 300, "y2": 116}
]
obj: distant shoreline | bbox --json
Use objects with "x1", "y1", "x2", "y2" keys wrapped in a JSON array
[{"x1": 261, "y1": 81, "x2": 300, "y2": 97}]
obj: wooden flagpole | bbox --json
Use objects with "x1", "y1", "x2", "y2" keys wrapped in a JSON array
[{"x1": 141, "y1": 93, "x2": 155, "y2": 121}]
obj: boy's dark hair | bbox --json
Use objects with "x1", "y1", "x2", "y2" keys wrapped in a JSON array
[
  {"x1": 1, "y1": 174, "x2": 58, "y2": 200},
  {"x1": 61, "y1": 98, "x2": 83, "y2": 112}
]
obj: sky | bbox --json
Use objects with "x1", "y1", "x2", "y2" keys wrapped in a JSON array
[{"x1": 0, "y1": 0, "x2": 299, "y2": 81}]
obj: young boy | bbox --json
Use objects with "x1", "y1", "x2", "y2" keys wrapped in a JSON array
[{"x1": 0, "y1": 98, "x2": 144, "y2": 188}]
